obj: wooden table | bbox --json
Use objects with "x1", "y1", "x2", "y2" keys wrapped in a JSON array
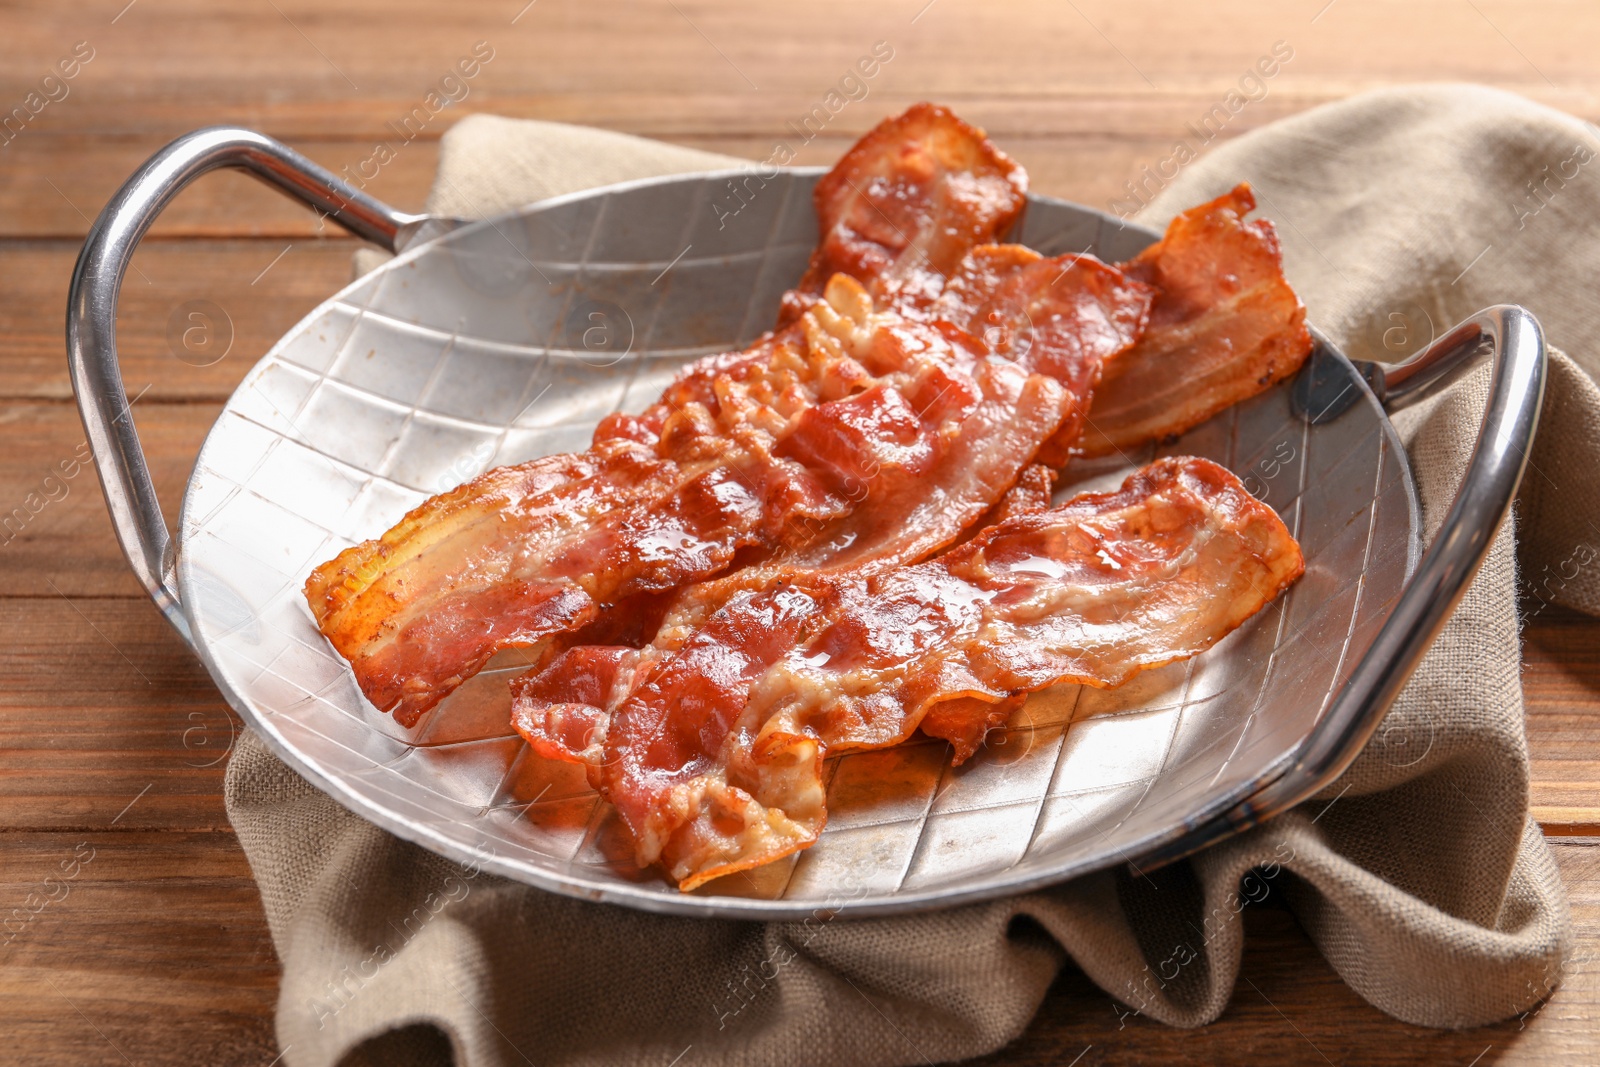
[{"x1": 2, "y1": 1, "x2": 1597, "y2": 1062}]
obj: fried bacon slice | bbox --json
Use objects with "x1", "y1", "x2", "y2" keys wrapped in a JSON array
[
  {"x1": 304, "y1": 277, "x2": 995, "y2": 723},
  {"x1": 306, "y1": 104, "x2": 1065, "y2": 725},
  {"x1": 787, "y1": 102, "x2": 1029, "y2": 319},
  {"x1": 307, "y1": 252, "x2": 1149, "y2": 724},
  {"x1": 783, "y1": 251, "x2": 1151, "y2": 573},
  {"x1": 512, "y1": 457, "x2": 1304, "y2": 889},
  {"x1": 933, "y1": 246, "x2": 1157, "y2": 465},
  {"x1": 1078, "y1": 183, "x2": 1314, "y2": 457}
]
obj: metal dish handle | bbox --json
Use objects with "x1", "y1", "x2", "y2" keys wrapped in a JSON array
[
  {"x1": 67, "y1": 127, "x2": 424, "y2": 645},
  {"x1": 1292, "y1": 306, "x2": 1547, "y2": 789},
  {"x1": 1144, "y1": 304, "x2": 1547, "y2": 868}
]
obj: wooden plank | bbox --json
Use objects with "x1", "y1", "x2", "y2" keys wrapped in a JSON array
[
  {"x1": 0, "y1": 831, "x2": 278, "y2": 1066},
  {"x1": 1525, "y1": 606, "x2": 1600, "y2": 828},
  {"x1": 0, "y1": 0, "x2": 1596, "y2": 240},
  {"x1": 0, "y1": 832, "x2": 1592, "y2": 1065},
  {"x1": 0, "y1": 401, "x2": 222, "y2": 599},
  {"x1": 0, "y1": 132, "x2": 1179, "y2": 240},
  {"x1": 0, "y1": 0, "x2": 1595, "y2": 137},
  {"x1": 6, "y1": 87, "x2": 1591, "y2": 142},
  {"x1": 1, "y1": 137, "x2": 441, "y2": 240},
  {"x1": 0, "y1": 598, "x2": 235, "y2": 830},
  {"x1": 4, "y1": 0, "x2": 1600, "y2": 1061},
  {"x1": 0, "y1": 239, "x2": 356, "y2": 401}
]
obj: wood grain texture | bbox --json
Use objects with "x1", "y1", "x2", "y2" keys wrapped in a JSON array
[
  {"x1": 0, "y1": 241, "x2": 358, "y2": 400},
  {"x1": 2, "y1": 0, "x2": 1598, "y2": 1063}
]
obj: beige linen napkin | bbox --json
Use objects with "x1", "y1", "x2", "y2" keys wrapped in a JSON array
[{"x1": 226, "y1": 86, "x2": 1600, "y2": 1066}]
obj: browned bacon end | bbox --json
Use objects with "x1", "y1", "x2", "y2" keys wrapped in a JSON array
[{"x1": 1079, "y1": 183, "x2": 1314, "y2": 457}]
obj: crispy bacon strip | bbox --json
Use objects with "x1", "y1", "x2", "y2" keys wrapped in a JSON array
[
  {"x1": 934, "y1": 246, "x2": 1157, "y2": 465},
  {"x1": 1078, "y1": 183, "x2": 1314, "y2": 456},
  {"x1": 788, "y1": 102, "x2": 1028, "y2": 319},
  {"x1": 309, "y1": 248, "x2": 1148, "y2": 725},
  {"x1": 513, "y1": 457, "x2": 1304, "y2": 889},
  {"x1": 783, "y1": 250, "x2": 1150, "y2": 573},
  {"x1": 306, "y1": 105, "x2": 1060, "y2": 725},
  {"x1": 306, "y1": 276, "x2": 1021, "y2": 724}
]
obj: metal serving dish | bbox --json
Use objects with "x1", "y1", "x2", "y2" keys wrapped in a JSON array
[{"x1": 68, "y1": 129, "x2": 1546, "y2": 918}]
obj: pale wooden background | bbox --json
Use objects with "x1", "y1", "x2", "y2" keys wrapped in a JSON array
[{"x1": 0, "y1": 0, "x2": 1597, "y2": 1063}]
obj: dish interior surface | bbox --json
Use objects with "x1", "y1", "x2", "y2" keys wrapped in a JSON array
[{"x1": 176, "y1": 169, "x2": 1417, "y2": 917}]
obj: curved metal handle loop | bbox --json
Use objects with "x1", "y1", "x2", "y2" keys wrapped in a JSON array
[
  {"x1": 1282, "y1": 306, "x2": 1545, "y2": 790},
  {"x1": 1145, "y1": 304, "x2": 1548, "y2": 868},
  {"x1": 67, "y1": 127, "x2": 423, "y2": 646}
]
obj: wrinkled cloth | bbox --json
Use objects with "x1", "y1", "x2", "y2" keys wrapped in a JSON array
[{"x1": 226, "y1": 86, "x2": 1600, "y2": 1066}]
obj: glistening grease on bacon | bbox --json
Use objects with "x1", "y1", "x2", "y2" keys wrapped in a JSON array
[
  {"x1": 505, "y1": 251, "x2": 1154, "y2": 709},
  {"x1": 305, "y1": 105, "x2": 1157, "y2": 726},
  {"x1": 785, "y1": 101, "x2": 1029, "y2": 321},
  {"x1": 512, "y1": 457, "x2": 1304, "y2": 889},
  {"x1": 1078, "y1": 183, "x2": 1314, "y2": 457},
  {"x1": 932, "y1": 245, "x2": 1157, "y2": 467},
  {"x1": 509, "y1": 466, "x2": 1064, "y2": 784},
  {"x1": 305, "y1": 274, "x2": 1048, "y2": 725},
  {"x1": 781, "y1": 250, "x2": 1151, "y2": 573}
]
